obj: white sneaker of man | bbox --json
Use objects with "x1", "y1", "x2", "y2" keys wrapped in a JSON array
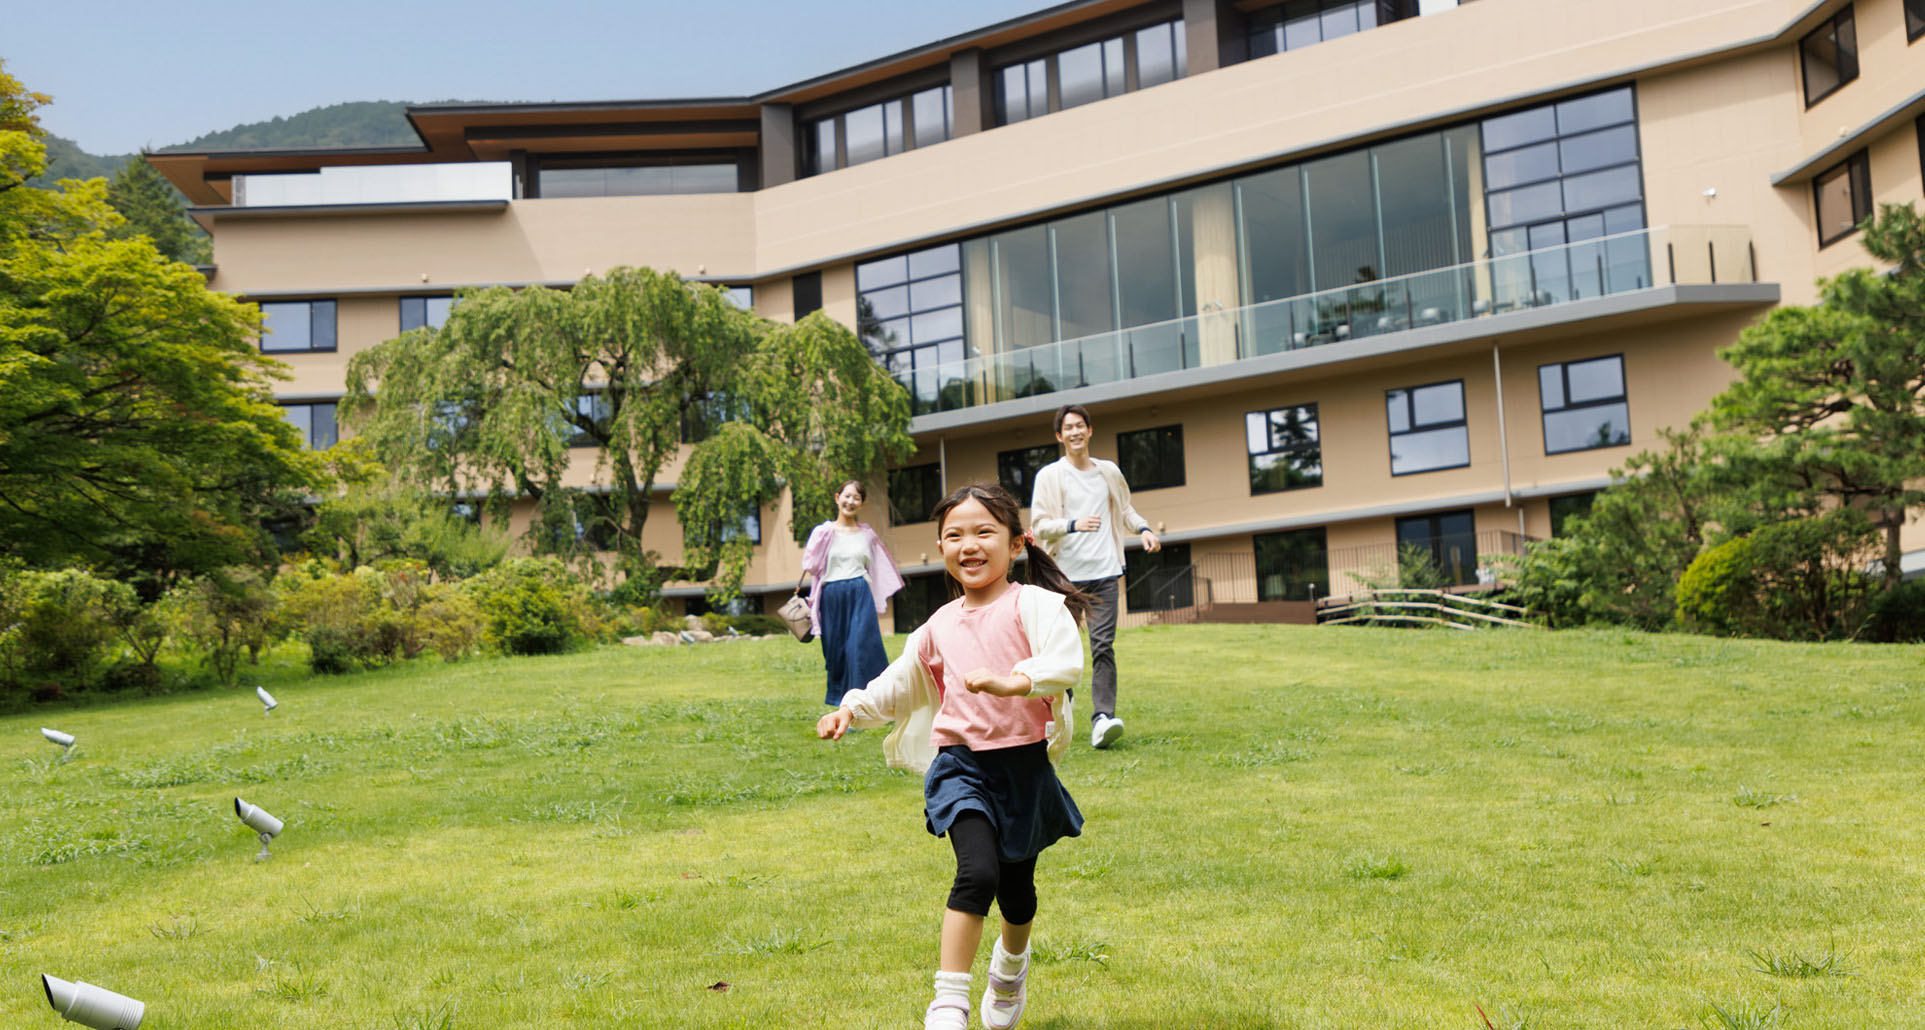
[{"x1": 1091, "y1": 714, "x2": 1124, "y2": 749}]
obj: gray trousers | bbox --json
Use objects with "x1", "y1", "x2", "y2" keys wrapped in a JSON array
[{"x1": 1073, "y1": 576, "x2": 1120, "y2": 722}]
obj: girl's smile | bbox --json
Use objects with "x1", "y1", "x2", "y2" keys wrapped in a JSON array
[{"x1": 939, "y1": 497, "x2": 1021, "y2": 606}]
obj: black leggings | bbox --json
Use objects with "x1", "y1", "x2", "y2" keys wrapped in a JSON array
[{"x1": 946, "y1": 811, "x2": 1038, "y2": 925}]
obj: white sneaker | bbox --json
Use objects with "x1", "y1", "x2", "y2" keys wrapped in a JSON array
[
  {"x1": 1091, "y1": 714, "x2": 1124, "y2": 749},
  {"x1": 981, "y1": 959, "x2": 1028, "y2": 1029},
  {"x1": 924, "y1": 998, "x2": 969, "y2": 1030}
]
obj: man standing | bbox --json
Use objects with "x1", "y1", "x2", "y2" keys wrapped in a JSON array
[{"x1": 1029, "y1": 404, "x2": 1160, "y2": 749}]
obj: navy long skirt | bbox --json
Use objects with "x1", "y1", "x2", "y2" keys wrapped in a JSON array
[{"x1": 820, "y1": 576, "x2": 888, "y2": 706}]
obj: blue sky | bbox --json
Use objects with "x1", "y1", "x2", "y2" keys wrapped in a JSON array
[{"x1": 12, "y1": 0, "x2": 1050, "y2": 155}]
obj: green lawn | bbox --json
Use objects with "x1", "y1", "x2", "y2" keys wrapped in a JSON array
[{"x1": 2, "y1": 625, "x2": 1922, "y2": 1029}]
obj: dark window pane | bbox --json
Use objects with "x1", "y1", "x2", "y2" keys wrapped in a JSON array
[
  {"x1": 1255, "y1": 527, "x2": 1328, "y2": 601},
  {"x1": 1103, "y1": 37, "x2": 1126, "y2": 96},
  {"x1": 892, "y1": 574, "x2": 950, "y2": 633},
  {"x1": 992, "y1": 225, "x2": 1055, "y2": 351},
  {"x1": 1909, "y1": 0, "x2": 1925, "y2": 39},
  {"x1": 1116, "y1": 424, "x2": 1184, "y2": 490},
  {"x1": 1304, "y1": 149, "x2": 1378, "y2": 290},
  {"x1": 1814, "y1": 152, "x2": 1869, "y2": 245},
  {"x1": 812, "y1": 119, "x2": 837, "y2": 174},
  {"x1": 1549, "y1": 493, "x2": 1595, "y2": 536},
  {"x1": 1112, "y1": 197, "x2": 1178, "y2": 328},
  {"x1": 1801, "y1": 8, "x2": 1858, "y2": 105},
  {"x1": 312, "y1": 403, "x2": 337, "y2": 450},
  {"x1": 1374, "y1": 133, "x2": 1468, "y2": 276},
  {"x1": 998, "y1": 444, "x2": 1060, "y2": 502},
  {"x1": 1396, "y1": 510, "x2": 1477, "y2": 585},
  {"x1": 1238, "y1": 166, "x2": 1309, "y2": 302},
  {"x1": 888, "y1": 463, "x2": 943, "y2": 526},
  {"x1": 1554, "y1": 88, "x2": 1634, "y2": 134},
  {"x1": 1250, "y1": 450, "x2": 1324, "y2": 493},
  {"x1": 1125, "y1": 542, "x2": 1191, "y2": 611},
  {"x1": 399, "y1": 296, "x2": 424, "y2": 332},
  {"x1": 793, "y1": 271, "x2": 822, "y2": 320}
]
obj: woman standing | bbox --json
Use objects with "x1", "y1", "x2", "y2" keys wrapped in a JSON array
[{"x1": 800, "y1": 480, "x2": 906, "y2": 706}]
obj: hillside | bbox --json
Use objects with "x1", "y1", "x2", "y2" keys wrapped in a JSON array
[{"x1": 160, "y1": 99, "x2": 423, "y2": 152}]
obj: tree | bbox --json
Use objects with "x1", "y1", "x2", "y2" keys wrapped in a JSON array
[
  {"x1": 343, "y1": 268, "x2": 914, "y2": 598},
  {"x1": 1710, "y1": 202, "x2": 1925, "y2": 590},
  {"x1": 106, "y1": 156, "x2": 211, "y2": 264},
  {"x1": 0, "y1": 62, "x2": 323, "y2": 595}
]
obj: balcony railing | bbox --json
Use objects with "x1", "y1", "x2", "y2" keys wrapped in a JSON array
[{"x1": 899, "y1": 224, "x2": 1754, "y2": 415}]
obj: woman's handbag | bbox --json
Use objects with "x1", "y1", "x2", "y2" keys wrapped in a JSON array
[{"x1": 777, "y1": 590, "x2": 814, "y2": 642}]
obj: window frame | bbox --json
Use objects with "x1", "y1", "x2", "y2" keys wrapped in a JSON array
[
  {"x1": 1245, "y1": 403, "x2": 1323, "y2": 495},
  {"x1": 278, "y1": 400, "x2": 338, "y2": 451},
  {"x1": 997, "y1": 443, "x2": 1061, "y2": 504},
  {"x1": 804, "y1": 84, "x2": 954, "y2": 176},
  {"x1": 1799, "y1": 5, "x2": 1859, "y2": 108},
  {"x1": 1909, "y1": 0, "x2": 1924, "y2": 42},
  {"x1": 1114, "y1": 424, "x2": 1186, "y2": 491},
  {"x1": 399, "y1": 294, "x2": 454, "y2": 333},
  {"x1": 990, "y1": 16, "x2": 1187, "y2": 128},
  {"x1": 1253, "y1": 526, "x2": 1329, "y2": 602},
  {"x1": 1813, "y1": 149, "x2": 1872, "y2": 248},
  {"x1": 1537, "y1": 354, "x2": 1632, "y2": 455},
  {"x1": 888, "y1": 462, "x2": 944, "y2": 527},
  {"x1": 1124, "y1": 541, "x2": 1193, "y2": 612},
  {"x1": 257, "y1": 299, "x2": 337, "y2": 354},
  {"x1": 1385, "y1": 380, "x2": 1470, "y2": 476}
]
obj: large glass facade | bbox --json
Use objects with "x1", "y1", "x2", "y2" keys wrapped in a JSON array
[
  {"x1": 874, "y1": 87, "x2": 1644, "y2": 414},
  {"x1": 857, "y1": 244, "x2": 966, "y2": 413},
  {"x1": 536, "y1": 160, "x2": 738, "y2": 197}
]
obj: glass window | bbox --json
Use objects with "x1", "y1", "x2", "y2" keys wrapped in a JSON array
[
  {"x1": 1059, "y1": 41, "x2": 1107, "y2": 111},
  {"x1": 568, "y1": 391, "x2": 612, "y2": 449},
  {"x1": 399, "y1": 295, "x2": 453, "y2": 332},
  {"x1": 1482, "y1": 105, "x2": 1557, "y2": 153},
  {"x1": 993, "y1": 20, "x2": 1183, "y2": 127},
  {"x1": 991, "y1": 225, "x2": 1054, "y2": 354},
  {"x1": 538, "y1": 162, "x2": 737, "y2": 197},
  {"x1": 1396, "y1": 510, "x2": 1478, "y2": 585},
  {"x1": 1561, "y1": 165, "x2": 1640, "y2": 212},
  {"x1": 843, "y1": 103, "x2": 886, "y2": 167},
  {"x1": 718, "y1": 509, "x2": 762, "y2": 546},
  {"x1": 888, "y1": 463, "x2": 943, "y2": 526},
  {"x1": 1304, "y1": 149, "x2": 1378, "y2": 290},
  {"x1": 1387, "y1": 381, "x2": 1469, "y2": 475},
  {"x1": 1246, "y1": 404, "x2": 1323, "y2": 494},
  {"x1": 1484, "y1": 141, "x2": 1559, "y2": 190},
  {"x1": 1125, "y1": 542, "x2": 1193, "y2": 612},
  {"x1": 1255, "y1": 527, "x2": 1328, "y2": 601},
  {"x1": 1909, "y1": 0, "x2": 1924, "y2": 41},
  {"x1": 279, "y1": 401, "x2": 338, "y2": 450},
  {"x1": 912, "y1": 86, "x2": 953, "y2": 149},
  {"x1": 259, "y1": 300, "x2": 336, "y2": 353},
  {"x1": 998, "y1": 443, "x2": 1060, "y2": 503},
  {"x1": 1554, "y1": 90, "x2": 1635, "y2": 135},
  {"x1": 1136, "y1": 22, "x2": 1178, "y2": 87},
  {"x1": 1112, "y1": 197, "x2": 1179, "y2": 330},
  {"x1": 1800, "y1": 6, "x2": 1859, "y2": 107},
  {"x1": 999, "y1": 60, "x2": 1047, "y2": 125},
  {"x1": 1539, "y1": 355, "x2": 1630, "y2": 454},
  {"x1": 860, "y1": 244, "x2": 966, "y2": 415},
  {"x1": 1548, "y1": 493, "x2": 1596, "y2": 536},
  {"x1": 810, "y1": 118, "x2": 837, "y2": 176},
  {"x1": 1116, "y1": 424, "x2": 1184, "y2": 491},
  {"x1": 891, "y1": 574, "x2": 952, "y2": 633},
  {"x1": 1557, "y1": 124, "x2": 1638, "y2": 175},
  {"x1": 723, "y1": 286, "x2": 753, "y2": 310},
  {"x1": 1052, "y1": 211, "x2": 1115, "y2": 342},
  {"x1": 1814, "y1": 150, "x2": 1871, "y2": 247}
]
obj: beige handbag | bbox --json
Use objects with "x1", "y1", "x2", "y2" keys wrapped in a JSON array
[{"x1": 777, "y1": 590, "x2": 813, "y2": 642}]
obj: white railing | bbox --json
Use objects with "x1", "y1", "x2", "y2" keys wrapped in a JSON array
[{"x1": 899, "y1": 224, "x2": 1754, "y2": 414}]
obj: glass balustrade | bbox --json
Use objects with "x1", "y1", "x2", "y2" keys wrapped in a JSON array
[{"x1": 899, "y1": 224, "x2": 1753, "y2": 415}]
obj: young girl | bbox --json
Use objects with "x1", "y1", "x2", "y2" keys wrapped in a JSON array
[{"x1": 817, "y1": 483, "x2": 1091, "y2": 1030}]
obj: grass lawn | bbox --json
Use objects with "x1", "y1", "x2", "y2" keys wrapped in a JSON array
[{"x1": 2, "y1": 624, "x2": 1922, "y2": 1029}]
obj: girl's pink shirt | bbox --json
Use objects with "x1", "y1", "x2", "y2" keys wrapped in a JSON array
[{"x1": 919, "y1": 583, "x2": 1055, "y2": 751}]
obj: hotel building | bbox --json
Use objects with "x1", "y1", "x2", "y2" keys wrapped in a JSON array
[{"x1": 150, "y1": 0, "x2": 1925, "y2": 628}]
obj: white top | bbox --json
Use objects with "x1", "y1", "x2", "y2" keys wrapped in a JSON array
[
  {"x1": 1053, "y1": 462, "x2": 1124, "y2": 581},
  {"x1": 822, "y1": 526, "x2": 872, "y2": 582}
]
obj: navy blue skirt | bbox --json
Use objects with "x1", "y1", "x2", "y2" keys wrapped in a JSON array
[
  {"x1": 925, "y1": 742, "x2": 1083, "y2": 864},
  {"x1": 820, "y1": 576, "x2": 888, "y2": 706}
]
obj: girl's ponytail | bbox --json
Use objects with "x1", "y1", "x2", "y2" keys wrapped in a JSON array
[{"x1": 1018, "y1": 538, "x2": 1094, "y2": 624}]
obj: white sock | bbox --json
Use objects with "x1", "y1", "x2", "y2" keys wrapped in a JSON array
[
  {"x1": 933, "y1": 970, "x2": 972, "y2": 1005},
  {"x1": 991, "y1": 939, "x2": 1029, "y2": 979}
]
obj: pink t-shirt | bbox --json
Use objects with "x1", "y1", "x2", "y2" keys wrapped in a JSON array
[{"x1": 921, "y1": 583, "x2": 1057, "y2": 751}]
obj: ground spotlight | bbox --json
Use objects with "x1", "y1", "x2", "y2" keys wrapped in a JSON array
[
  {"x1": 41, "y1": 728, "x2": 75, "y2": 761},
  {"x1": 255, "y1": 686, "x2": 278, "y2": 715},
  {"x1": 40, "y1": 974, "x2": 144, "y2": 1029},
  {"x1": 233, "y1": 797, "x2": 284, "y2": 861}
]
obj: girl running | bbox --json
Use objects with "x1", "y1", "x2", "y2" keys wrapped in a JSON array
[{"x1": 817, "y1": 483, "x2": 1091, "y2": 1030}]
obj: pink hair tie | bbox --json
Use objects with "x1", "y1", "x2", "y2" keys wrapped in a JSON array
[{"x1": 1023, "y1": 529, "x2": 1037, "y2": 546}]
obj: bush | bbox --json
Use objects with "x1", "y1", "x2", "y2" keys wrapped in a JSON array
[
  {"x1": 1866, "y1": 578, "x2": 1925, "y2": 643},
  {"x1": 0, "y1": 566, "x2": 139, "y2": 702},
  {"x1": 162, "y1": 570, "x2": 282, "y2": 686},
  {"x1": 1677, "y1": 513, "x2": 1878, "y2": 641},
  {"x1": 415, "y1": 584, "x2": 485, "y2": 661},
  {"x1": 730, "y1": 614, "x2": 788, "y2": 637},
  {"x1": 463, "y1": 558, "x2": 587, "y2": 656}
]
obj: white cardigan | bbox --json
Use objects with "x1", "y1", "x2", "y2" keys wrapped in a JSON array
[{"x1": 837, "y1": 586, "x2": 1084, "y2": 774}]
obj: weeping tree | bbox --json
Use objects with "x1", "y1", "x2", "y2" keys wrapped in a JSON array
[{"x1": 342, "y1": 268, "x2": 914, "y2": 599}]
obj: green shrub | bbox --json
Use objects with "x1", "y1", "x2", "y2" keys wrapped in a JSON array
[
  {"x1": 415, "y1": 585, "x2": 485, "y2": 661},
  {"x1": 730, "y1": 614, "x2": 788, "y2": 637},
  {"x1": 1866, "y1": 579, "x2": 1925, "y2": 643},
  {"x1": 162, "y1": 570, "x2": 281, "y2": 686},
  {"x1": 463, "y1": 558, "x2": 586, "y2": 656},
  {"x1": 621, "y1": 605, "x2": 684, "y2": 636},
  {"x1": 1677, "y1": 513, "x2": 1878, "y2": 641},
  {"x1": 276, "y1": 565, "x2": 418, "y2": 674},
  {"x1": 0, "y1": 567, "x2": 138, "y2": 701}
]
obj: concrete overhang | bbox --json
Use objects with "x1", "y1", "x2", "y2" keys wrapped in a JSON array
[{"x1": 908, "y1": 282, "x2": 1782, "y2": 436}]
